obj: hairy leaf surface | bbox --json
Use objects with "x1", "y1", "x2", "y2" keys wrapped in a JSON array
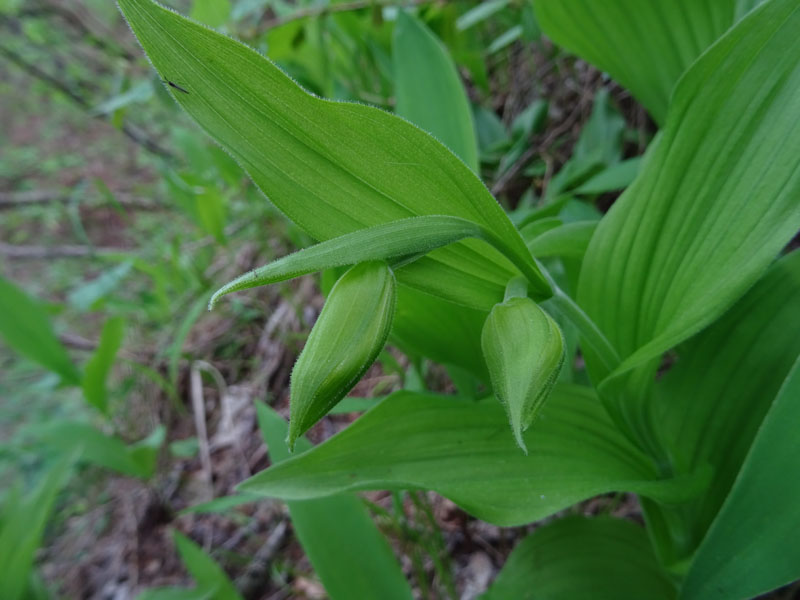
[
  {"x1": 118, "y1": 0, "x2": 537, "y2": 312},
  {"x1": 209, "y1": 215, "x2": 548, "y2": 309}
]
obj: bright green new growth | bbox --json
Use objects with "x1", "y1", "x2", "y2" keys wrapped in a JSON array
[
  {"x1": 481, "y1": 292, "x2": 565, "y2": 452},
  {"x1": 208, "y1": 215, "x2": 551, "y2": 310},
  {"x1": 288, "y1": 261, "x2": 396, "y2": 451}
]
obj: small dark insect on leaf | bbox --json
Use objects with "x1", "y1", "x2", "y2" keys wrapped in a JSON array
[{"x1": 164, "y1": 79, "x2": 189, "y2": 94}]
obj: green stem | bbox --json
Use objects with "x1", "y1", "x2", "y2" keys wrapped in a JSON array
[
  {"x1": 546, "y1": 280, "x2": 620, "y2": 374},
  {"x1": 503, "y1": 276, "x2": 528, "y2": 301}
]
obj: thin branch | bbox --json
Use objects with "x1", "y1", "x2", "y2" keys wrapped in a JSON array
[
  {"x1": 0, "y1": 43, "x2": 173, "y2": 159},
  {"x1": 0, "y1": 242, "x2": 121, "y2": 259},
  {"x1": 20, "y1": 1, "x2": 137, "y2": 60},
  {"x1": 0, "y1": 189, "x2": 162, "y2": 211}
]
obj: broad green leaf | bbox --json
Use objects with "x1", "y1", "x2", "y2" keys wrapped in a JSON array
[
  {"x1": 736, "y1": 0, "x2": 768, "y2": 18},
  {"x1": 82, "y1": 316, "x2": 125, "y2": 414},
  {"x1": 481, "y1": 294, "x2": 565, "y2": 452},
  {"x1": 118, "y1": 0, "x2": 536, "y2": 315},
  {"x1": 173, "y1": 531, "x2": 242, "y2": 600},
  {"x1": 240, "y1": 386, "x2": 707, "y2": 526},
  {"x1": 576, "y1": 0, "x2": 800, "y2": 439},
  {"x1": 535, "y1": 0, "x2": 746, "y2": 124},
  {"x1": 650, "y1": 251, "x2": 800, "y2": 558},
  {"x1": 681, "y1": 355, "x2": 800, "y2": 599},
  {"x1": 257, "y1": 404, "x2": 413, "y2": 600},
  {"x1": 288, "y1": 261, "x2": 396, "y2": 449},
  {"x1": 209, "y1": 215, "x2": 549, "y2": 309},
  {"x1": 0, "y1": 455, "x2": 73, "y2": 600},
  {"x1": 393, "y1": 11, "x2": 479, "y2": 172},
  {"x1": 481, "y1": 516, "x2": 676, "y2": 600},
  {"x1": 0, "y1": 275, "x2": 81, "y2": 385}
]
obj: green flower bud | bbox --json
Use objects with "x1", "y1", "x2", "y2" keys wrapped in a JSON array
[
  {"x1": 481, "y1": 296, "x2": 565, "y2": 453},
  {"x1": 287, "y1": 260, "x2": 396, "y2": 450}
]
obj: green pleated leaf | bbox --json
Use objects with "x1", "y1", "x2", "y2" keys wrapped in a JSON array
[
  {"x1": 288, "y1": 261, "x2": 396, "y2": 450},
  {"x1": 209, "y1": 215, "x2": 549, "y2": 310},
  {"x1": 117, "y1": 0, "x2": 535, "y2": 313},
  {"x1": 239, "y1": 386, "x2": 707, "y2": 526},
  {"x1": 0, "y1": 275, "x2": 81, "y2": 385},
  {"x1": 575, "y1": 0, "x2": 800, "y2": 435},
  {"x1": 481, "y1": 516, "x2": 676, "y2": 600},
  {"x1": 82, "y1": 316, "x2": 125, "y2": 414},
  {"x1": 681, "y1": 354, "x2": 800, "y2": 600},
  {"x1": 481, "y1": 295, "x2": 565, "y2": 452},
  {"x1": 257, "y1": 404, "x2": 413, "y2": 600},
  {"x1": 535, "y1": 0, "x2": 746, "y2": 124},
  {"x1": 651, "y1": 251, "x2": 800, "y2": 556},
  {"x1": 393, "y1": 11, "x2": 479, "y2": 172}
]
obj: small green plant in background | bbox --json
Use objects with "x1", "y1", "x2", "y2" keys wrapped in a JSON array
[
  {"x1": 116, "y1": 0, "x2": 800, "y2": 597},
  {"x1": 0, "y1": 0, "x2": 798, "y2": 597}
]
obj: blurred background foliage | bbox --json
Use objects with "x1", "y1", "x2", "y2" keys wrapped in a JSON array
[{"x1": 0, "y1": 0, "x2": 651, "y2": 598}]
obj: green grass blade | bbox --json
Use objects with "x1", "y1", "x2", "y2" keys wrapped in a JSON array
[
  {"x1": 393, "y1": 11, "x2": 479, "y2": 172},
  {"x1": 481, "y1": 516, "x2": 676, "y2": 600},
  {"x1": 172, "y1": 531, "x2": 242, "y2": 600},
  {"x1": 256, "y1": 404, "x2": 414, "y2": 600},
  {"x1": 0, "y1": 275, "x2": 81, "y2": 385},
  {"x1": 0, "y1": 455, "x2": 74, "y2": 600},
  {"x1": 240, "y1": 386, "x2": 707, "y2": 527},
  {"x1": 82, "y1": 316, "x2": 125, "y2": 414}
]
